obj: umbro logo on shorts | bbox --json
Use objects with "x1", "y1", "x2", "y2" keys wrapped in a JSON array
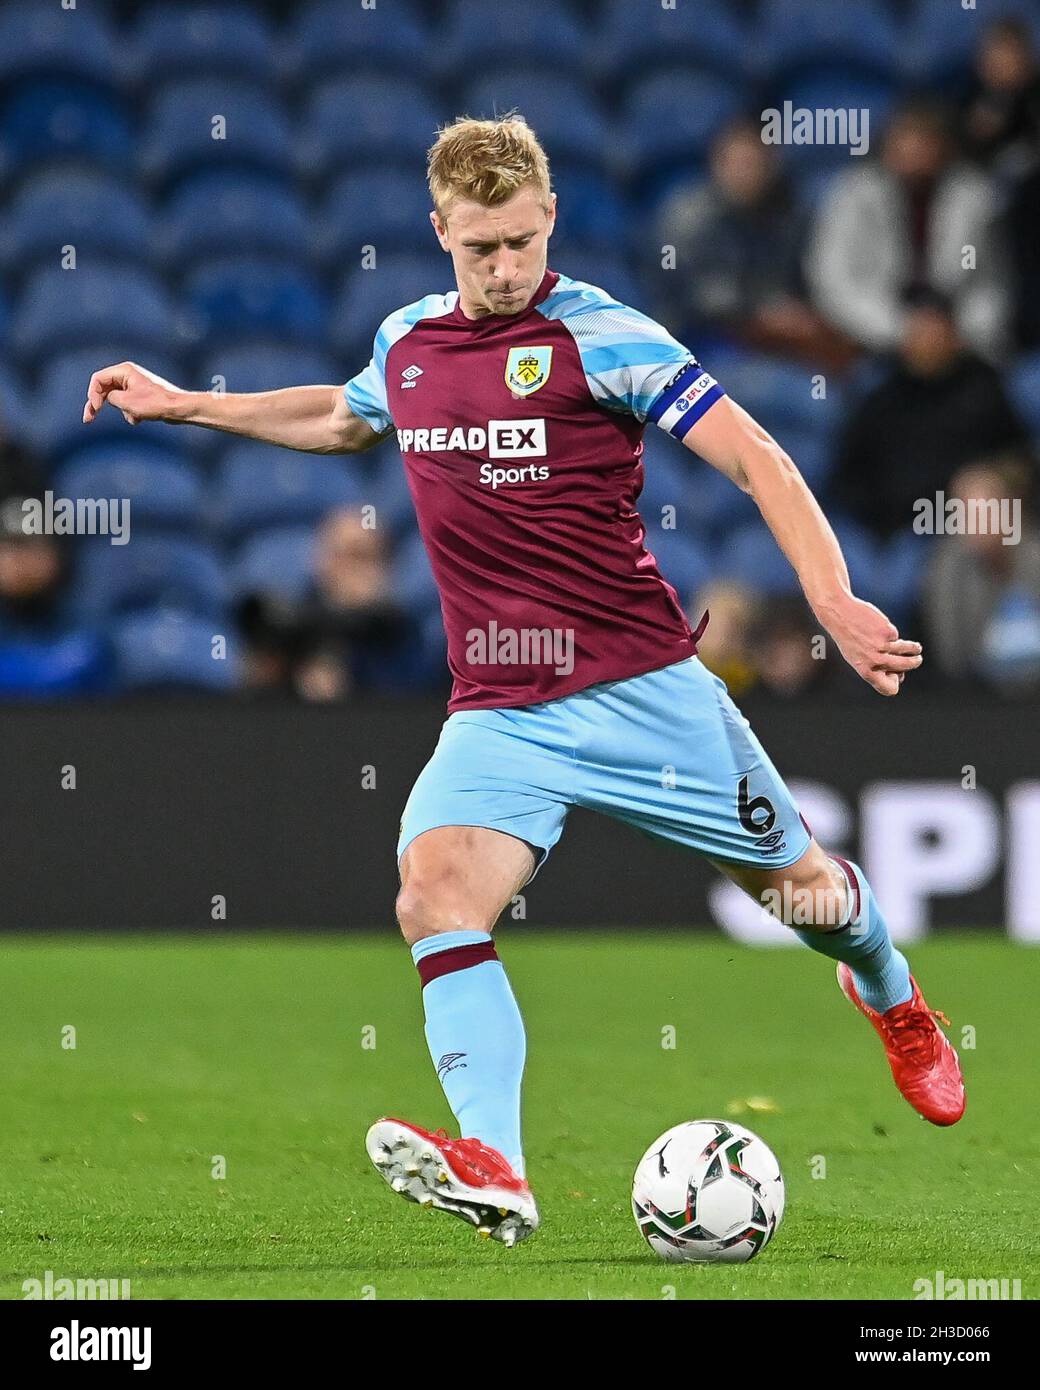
[{"x1": 436, "y1": 1051, "x2": 468, "y2": 1077}]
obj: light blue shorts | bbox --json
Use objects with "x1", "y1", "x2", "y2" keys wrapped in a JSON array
[{"x1": 397, "y1": 656, "x2": 811, "y2": 879}]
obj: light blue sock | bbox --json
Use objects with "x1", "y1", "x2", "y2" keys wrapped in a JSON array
[
  {"x1": 412, "y1": 930, "x2": 527, "y2": 1176},
  {"x1": 793, "y1": 859, "x2": 913, "y2": 1014}
]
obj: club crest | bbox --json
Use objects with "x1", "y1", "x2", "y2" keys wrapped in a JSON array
[{"x1": 505, "y1": 346, "x2": 553, "y2": 396}]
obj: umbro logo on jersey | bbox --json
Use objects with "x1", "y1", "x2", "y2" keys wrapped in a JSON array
[{"x1": 400, "y1": 364, "x2": 423, "y2": 389}]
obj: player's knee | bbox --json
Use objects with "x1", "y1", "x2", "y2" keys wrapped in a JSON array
[
  {"x1": 394, "y1": 881, "x2": 491, "y2": 945},
  {"x1": 760, "y1": 852, "x2": 848, "y2": 930}
]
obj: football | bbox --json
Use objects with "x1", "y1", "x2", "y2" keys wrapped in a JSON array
[{"x1": 632, "y1": 1120, "x2": 785, "y2": 1264}]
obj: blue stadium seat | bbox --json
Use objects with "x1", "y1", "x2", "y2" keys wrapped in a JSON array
[
  {"x1": 331, "y1": 254, "x2": 453, "y2": 358},
  {"x1": 1, "y1": 81, "x2": 133, "y2": 178},
  {"x1": 1, "y1": 169, "x2": 151, "y2": 278},
  {"x1": 140, "y1": 79, "x2": 294, "y2": 189},
  {"x1": 390, "y1": 528, "x2": 439, "y2": 618},
  {"x1": 314, "y1": 169, "x2": 437, "y2": 266},
  {"x1": 828, "y1": 515, "x2": 885, "y2": 607},
  {"x1": 550, "y1": 167, "x2": 629, "y2": 251},
  {"x1": 297, "y1": 76, "x2": 443, "y2": 179},
  {"x1": 621, "y1": 71, "x2": 747, "y2": 189},
  {"x1": 285, "y1": 0, "x2": 431, "y2": 85},
  {"x1": 1010, "y1": 352, "x2": 1040, "y2": 439},
  {"x1": 0, "y1": 363, "x2": 31, "y2": 444},
  {"x1": 716, "y1": 520, "x2": 802, "y2": 596},
  {"x1": 109, "y1": 609, "x2": 239, "y2": 691},
  {"x1": 637, "y1": 433, "x2": 708, "y2": 543},
  {"x1": 436, "y1": 0, "x2": 586, "y2": 81},
  {"x1": 54, "y1": 448, "x2": 205, "y2": 533},
  {"x1": 774, "y1": 72, "x2": 899, "y2": 169},
  {"x1": 715, "y1": 354, "x2": 845, "y2": 437},
  {"x1": 462, "y1": 70, "x2": 613, "y2": 173},
  {"x1": 196, "y1": 344, "x2": 345, "y2": 396},
  {"x1": 229, "y1": 526, "x2": 316, "y2": 603},
  {"x1": 72, "y1": 536, "x2": 227, "y2": 623},
  {"x1": 684, "y1": 456, "x2": 759, "y2": 533},
  {"x1": 0, "y1": 3, "x2": 123, "y2": 89},
  {"x1": 213, "y1": 444, "x2": 365, "y2": 541},
  {"x1": 591, "y1": 0, "x2": 749, "y2": 86},
  {"x1": 129, "y1": 3, "x2": 278, "y2": 88},
  {"x1": 29, "y1": 348, "x2": 187, "y2": 458},
  {"x1": 641, "y1": 526, "x2": 714, "y2": 604},
  {"x1": 755, "y1": 0, "x2": 900, "y2": 81},
  {"x1": 10, "y1": 264, "x2": 190, "y2": 372},
  {"x1": 0, "y1": 628, "x2": 111, "y2": 698},
  {"x1": 183, "y1": 255, "x2": 329, "y2": 349},
  {"x1": 875, "y1": 529, "x2": 933, "y2": 628},
  {"x1": 157, "y1": 171, "x2": 309, "y2": 273},
  {"x1": 368, "y1": 450, "x2": 417, "y2": 537},
  {"x1": 902, "y1": 0, "x2": 1040, "y2": 84}
]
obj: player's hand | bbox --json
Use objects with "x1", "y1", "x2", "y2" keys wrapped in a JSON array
[
  {"x1": 821, "y1": 593, "x2": 922, "y2": 696},
  {"x1": 82, "y1": 361, "x2": 186, "y2": 426}
]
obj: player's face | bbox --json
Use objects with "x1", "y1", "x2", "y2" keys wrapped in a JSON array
[{"x1": 431, "y1": 186, "x2": 557, "y2": 318}]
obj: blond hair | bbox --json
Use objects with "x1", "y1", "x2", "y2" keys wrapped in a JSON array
[{"x1": 427, "y1": 113, "x2": 552, "y2": 218}]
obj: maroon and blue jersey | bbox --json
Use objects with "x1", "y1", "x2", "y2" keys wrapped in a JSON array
[{"x1": 343, "y1": 268, "x2": 725, "y2": 711}]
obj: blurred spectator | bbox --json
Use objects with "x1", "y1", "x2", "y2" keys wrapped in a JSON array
[
  {"x1": 1005, "y1": 161, "x2": 1040, "y2": 349},
  {"x1": 237, "y1": 507, "x2": 425, "y2": 700},
  {"x1": 755, "y1": 597, "x2": 831, "y2": 699},
  {"x1": 832, "y1": 288, "x2": 1030, "y2": 539},
  {"x1": 922, "y1": 457, "x2": 1040, "y2": 693},
  {"x1": 658, "y1": 118, "x2": 856, "y2": 369},
  {"x1": 961, "y1": 18, "x2": 1040, "y2": 177},
  {"x1": 690, "y1": 581, "x2": 761, "y2": 697},
  {"x1": 0, "y1": 495, "x2": 109, "y2": 696},
  {"x1": 807, "y1": 100, "x2": 1008, "y2": 360}
]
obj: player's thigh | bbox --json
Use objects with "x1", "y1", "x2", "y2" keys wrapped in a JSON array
[{"x1": 396, "y1": 825, "x2": 537, "y2": 943}]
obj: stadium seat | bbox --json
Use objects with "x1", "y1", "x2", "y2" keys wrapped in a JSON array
[
  {"x1": 773, "y1": 72, "x2": 899, "y2": 170},
  {"x1": 28, "y1": 348, "x2": 188, "y2": 458},
  {"x1": 213, "y1": 444, "x2": 365, "y2": 542},
  {"x1": 284, "y1": 0, "x2": 431, "y2": 85},
  {"x1": 331, "y1": 254, "x2": 453, "y2": 358},
  {"x1": 229, "y1": 526, "x2": 316, "y2": 603},
  {"x1": 1, "y1": 169, "x2": 152, "y2": 279},
  {"x1": 129, "y1": 3, "x2": 278, "y2": 88},
  {"x1": 10, "y1": 264, "x2": 191, "y2": 373},
  {"x1": 716, "y1": 520, "x2": 802, "y2": 596},
  {"x1": 1, "y1": 81, "x2": 133, "y2": 179},
  {"x1": 368, "y1": 450, "x2": 419, "y2": 538},
  {"x1": 108, "y1": 609, "x2": 239, "y2": 691},
  {"x1": 72, "y1": 536, "x2": 227, "y2": 623},
  {"x1": 828, "y1": 516, "x2": 885, "y2": 608},
  {"x1": 314, "y1": 169, "x2": 438, "y2": 266},
  {"x1": 640, "y1": 526, "x2": 714, "y2": 605},
  {"x1": 297, "y1": 75, "x2": 443, "y2": 179},
  {"x1": 462, "y1": 70, "x2": 614, "y2": 173},
  {"x1": 755, "y1": 0, "x2": 900, "y2": 81},
  {"x1": 715, "y1": 354, "x2": 845, "y2": 437},
  {"x1": 182, "y1": 255, "x2": 329, "y2": 350},
  {"x1": 875, "y1": 529, "x2": 934, "y2": 628},
  {"x1": 196, "y1": 344, "x2": 345, "y2": 397},
  {"x1": 390, "y1": 529, "x2": 440, "y2": 618},
  {"x1": 683, "y1": 456, "x2": 760, "y2": 533},
  {"x1": 1010, "y1": 352, "x2": 1040, "y2": 440},
  {"x1": 620, "y1": 71, "x2": 747, "y2": 191},
  {"x1": 0, "y1": 629, "x2": 111, "y2": 698},
  {"x1": 591, "y1": 0, "x2": 749, "y2": 87},
  {"x1": 157, "y1": 171, "x2": 309, "y2": 273},
  {"x1": 139, "y1": 79, "x2": 295, "y2": 190},
  {"x1": 0, "y1": 363, "x2": 31, "y2": 444},
  {"x1": 0, "y1": 3, "x2": 123, "y2": 89},
  {"x1": 549, "y1": 167, "x2": 630, "y2": 252},
  {"x1": 54, "y1": 448, "x2": 206, "y2": 533},
  {"x1": 548, "y1": 252, "x2": 651, "y2": 315},
  {"x1": 637, "y1": 433, "x2": 708, "y2": 544},
  {"x1": 436, "y1": 0, "x2": 586, "y2": 81}
]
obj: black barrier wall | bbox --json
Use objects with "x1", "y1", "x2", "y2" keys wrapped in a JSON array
[{"x1": 1, "y1": 697, "x2": 1035, "y2": 935}]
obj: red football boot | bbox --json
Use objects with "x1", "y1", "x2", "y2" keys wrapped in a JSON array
[
  {"x1": 837, "y1": 964, "x2": 966, "y2": 1126},
  {"x1": 365, "y1": 1118, "x2": 539, "y2": 1246}
]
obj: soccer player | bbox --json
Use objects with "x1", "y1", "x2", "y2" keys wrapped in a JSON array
[{"x1": 83, "y1": 116, "x2": 965, "y2": 1248}]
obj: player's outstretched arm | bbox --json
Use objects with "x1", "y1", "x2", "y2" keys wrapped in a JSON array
[
  {"x1": 82, "y1": 361, "x2": 384, "y2": 454},
  {"x1": 682, "y1": 396, "x2": 922, "y2": 697}
]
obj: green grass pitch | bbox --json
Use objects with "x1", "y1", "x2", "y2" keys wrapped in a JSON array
[{"x1": 1, "y1": 931, "x2": 1036, "y2": 1300}]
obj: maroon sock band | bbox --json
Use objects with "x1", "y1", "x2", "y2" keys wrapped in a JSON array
[
  {"x1": 416, "y1": 940, "x2": 498, "y2": 987},
  {"x1": 830, "y1": 855, "x2": 862, "y2": 927}
]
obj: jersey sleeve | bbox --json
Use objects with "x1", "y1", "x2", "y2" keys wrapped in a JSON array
[
  {"x1": 343, "y1": 354, "x2": 393, "y2": 435},
  {"x1": 543, "y1": 279, "x2": 725, "y2": 438}
]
